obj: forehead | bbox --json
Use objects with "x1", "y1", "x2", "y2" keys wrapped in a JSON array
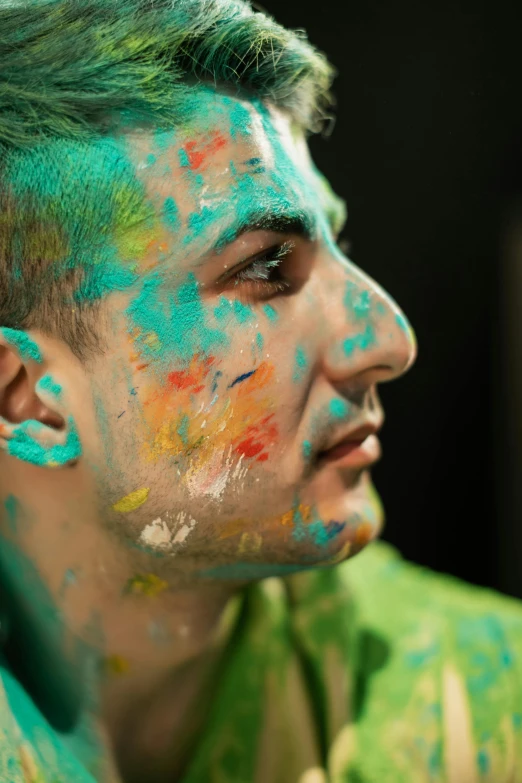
[{"x1": 121, "y1": 87, "x2": 343, "y2": 255}]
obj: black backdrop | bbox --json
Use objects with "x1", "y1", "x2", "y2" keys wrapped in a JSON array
[{"x1": 261, "y1": 0, "x2": 522, "y2": 596}]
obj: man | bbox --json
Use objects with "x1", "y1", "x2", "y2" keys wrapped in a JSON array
[{"x1": 0, "y1": 1, "x2": 520, "y2": 781}]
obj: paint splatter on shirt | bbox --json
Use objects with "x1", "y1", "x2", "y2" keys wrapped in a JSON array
[{"x1": 1, "y1": 541, "x2": 522, "y2": 781}]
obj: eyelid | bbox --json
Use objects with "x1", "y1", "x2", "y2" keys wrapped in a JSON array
[{"x1": 215, "y1": 238, "x2": 292, "y2": 285}]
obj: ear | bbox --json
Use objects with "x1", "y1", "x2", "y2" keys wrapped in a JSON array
[{"x1": 0, "y1": 328, "x2": 82, "y2": 468}]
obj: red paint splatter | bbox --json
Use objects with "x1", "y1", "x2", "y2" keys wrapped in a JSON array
[
  {"x1": 233, "y1": 414, "x2": 278, "y2": 462},
  {"x1": 182, "y1": 131, "x2": 227, "y2": 171},
  {"x1": 167, "y1": 356, "x2": 214, "y2": 392}
]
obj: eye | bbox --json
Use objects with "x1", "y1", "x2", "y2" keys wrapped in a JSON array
[{"x1": 221, "y1": 241, "x2": 294, "y2": 297}]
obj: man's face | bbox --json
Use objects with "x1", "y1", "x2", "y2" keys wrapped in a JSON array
[{"x1": 78, "y1": 86, "x2": 416, "y2": 580}]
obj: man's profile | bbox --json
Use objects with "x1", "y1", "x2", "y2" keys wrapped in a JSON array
[{"x1": 0, "y1": 1, "x2": 521, "y2": 781}]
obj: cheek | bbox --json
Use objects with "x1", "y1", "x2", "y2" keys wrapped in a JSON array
[{"x1": 133, "y1": 346, "x2": 282, "y2": 471}]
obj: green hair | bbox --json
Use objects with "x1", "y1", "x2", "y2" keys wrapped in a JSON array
[{"x1": 0, "y1": 0, "x2": 335, "y2": 361}]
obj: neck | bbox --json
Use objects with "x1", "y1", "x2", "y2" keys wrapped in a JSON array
[
  {"x1": 99, "y1": 583, "x2": 241, "y2": 783},
  {"x1": 0, "y1": 472, "x2": 241, "y2": 782}
]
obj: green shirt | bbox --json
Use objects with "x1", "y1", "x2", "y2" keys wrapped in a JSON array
[{"x1": 1, "y1": 542, "x2": 522, "y2": 782}]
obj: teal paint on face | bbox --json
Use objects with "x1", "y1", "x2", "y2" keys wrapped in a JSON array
[
  {"x1": 146, "y1": 154, "x2": 157, "y2": 166},
  {"x1": 396, "y1": 312, "x2": 410, "y2": 333},
  {"x1": 60, "y1": 568, "x2": 78, "y2": 593},
  {"x1": 329, "y1": 399, "x2": 350, "y2": 419},
  {"x1": 376, "y1": 302, "x2": 386, "y2": 316},
  {"x1": 225, "y1": 98, "x2": 253, "y2": 140},
  {"x1": 177, "y1": 414, "x2": 190, "y2": 446},
  {"x1": 37, "y1": 374, "x2": 63, "y2": 399},
  {"x1": 0, "y1": 328, "x2": 42, "y2": 363},
  {"x1": 343, "y1": 323, "x2": 377, "y2": 358},
  {"x1": 344, "y1": 282, "x2": 371, "y2": 320},
  {"x1": 162, "y1": 196, "x2": 180, "y2": 233},
  {"x1": 233, "y1": 300, "x2": 255, "y2": 324},
  {"x1": 4, "y1": 495, "x2": 19, "y2": 534},
  {"x1": 293, "y1": 345, "x2": 308, "y2": 383},
  {"x1": 289, "y1": 500, "x2": 336, "y2": 548},
  {"x1": 184, "y1": 205, "x2": 225, "y2": 246},
  {"x1": 256, "y1": 332, "x2": 264, "y2": 351},
  {"x1": 127, "y1": 271, "x2": 229, "y2": 367},
  {"x1": 245, "y1": 157, "x2": 266, "y2": 174},
  {"x1": 154, "y1": 128, "x2": 176, "y2": 154},
  {"x1": 178, "y1": 148, "x2": 190, "y2": 167},
  {"x1": 73, "y1": 263, "x2": 139, "y2": 304},
  {"x1": 263, "y1": 304, "x2": 278, "y2": 322},
  {"x1": 302, "y1": 440, "x2": 312, "y2": 461},
  {"x1": 5, "y1": 135, "x2": 156, "y2": 315},
  {"x1": 307, "y1": 520, "x2": 332, "y2": 547},
  {"x1": 214, "y1": 297, "x2": 254, "y2": 325},
  {"x1": 7, "y1": 415, "x2": 82, "y2": 467}
]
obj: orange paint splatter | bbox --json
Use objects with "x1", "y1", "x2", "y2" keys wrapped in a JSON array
[
  {"x1": 355, "y1": 522, "x2": 373, "y2": 546},
  {"x1": 219, "y1": 518, "x2": 250, "y2": 539},
  {"x1": 182, "y1": 131, "x2": 227, "y2": 170},
  {"x1": 140, "y1": 359, "x2": 279, "y2": 468},
  {"x1": 233, "y1": 413, "x2": 278, "y2": 463}
]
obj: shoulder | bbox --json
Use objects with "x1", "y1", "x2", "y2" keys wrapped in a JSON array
[
  {"x1": 341, "y1": 540, "x2": 522, "y2": 633},
  {"x1": 333, "y1": 542, "x2": 522, "y2": 782}
]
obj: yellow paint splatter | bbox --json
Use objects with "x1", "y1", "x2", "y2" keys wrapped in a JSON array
[
  {"x1": 112, "y1": 487, "x2": 150, "y2": 513},
  {"x1": 238, "y1": 532, "x2": 263, "y2": 554},
  {"x1": 219, "y1": 517, "x2": 249, "y2": 539},
  {"x1": 320, "y1": 540, "x2": 352, "y2": 567},
  {"x1": 103, "y1": 655, "x2": 130, "y2": 675},
  {"x1": 126, "y1": 573, "x2": 168, "y2": 597},
  {"x1": 280, "y1": 503, "x2": 312, "y2": 526}
]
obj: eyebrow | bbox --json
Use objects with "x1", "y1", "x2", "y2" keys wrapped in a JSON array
[{"x1": 211, "y1": 208, "x2": 317, "y2": 255}]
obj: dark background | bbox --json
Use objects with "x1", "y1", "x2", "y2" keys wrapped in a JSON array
[{"x1": 262, "y1": 0, "x2": 522, "y2": 597}]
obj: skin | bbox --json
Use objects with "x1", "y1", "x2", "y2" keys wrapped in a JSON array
[{"x1": 0, "y1": 87, "x2": 416, "y2": 782}]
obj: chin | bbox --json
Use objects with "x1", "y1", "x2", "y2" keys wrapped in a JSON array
[{"x1": 302, "y1": 472, "x2": 385, "y2": 567}]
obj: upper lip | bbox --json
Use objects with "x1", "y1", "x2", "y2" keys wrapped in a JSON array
[{"x1": 318, "y1": 417, "x2": 384, "y2": 455}]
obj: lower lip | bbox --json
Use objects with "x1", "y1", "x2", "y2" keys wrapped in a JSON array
[{"x1": 318, "y1": 434, "x2": 381, "y2": 468}]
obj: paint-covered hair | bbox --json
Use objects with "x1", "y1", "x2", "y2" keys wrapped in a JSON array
[{"x1": 0, "y1": 0, "x2": 335, "y2": 361}]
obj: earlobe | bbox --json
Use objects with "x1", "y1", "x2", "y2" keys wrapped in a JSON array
[{"x1": 0, "y1": 329, "x2": 82, "y2": 468}]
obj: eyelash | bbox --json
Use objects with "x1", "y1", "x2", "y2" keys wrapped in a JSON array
[{"x1": 229, "y1": 241, "x2": 294, "y2": 295}]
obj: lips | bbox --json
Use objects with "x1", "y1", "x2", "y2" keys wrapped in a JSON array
[{"x1": 317, "y1": 421, "x2": 383, "y2": 469}]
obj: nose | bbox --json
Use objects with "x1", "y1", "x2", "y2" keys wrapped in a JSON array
[{"x1": 319, "y1": 256, "x2": 417, "y2": 388}]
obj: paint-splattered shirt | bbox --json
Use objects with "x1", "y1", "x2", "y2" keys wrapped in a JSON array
[{"x1": 1, "y1": 541, "x2": 522, "y2": 782}]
